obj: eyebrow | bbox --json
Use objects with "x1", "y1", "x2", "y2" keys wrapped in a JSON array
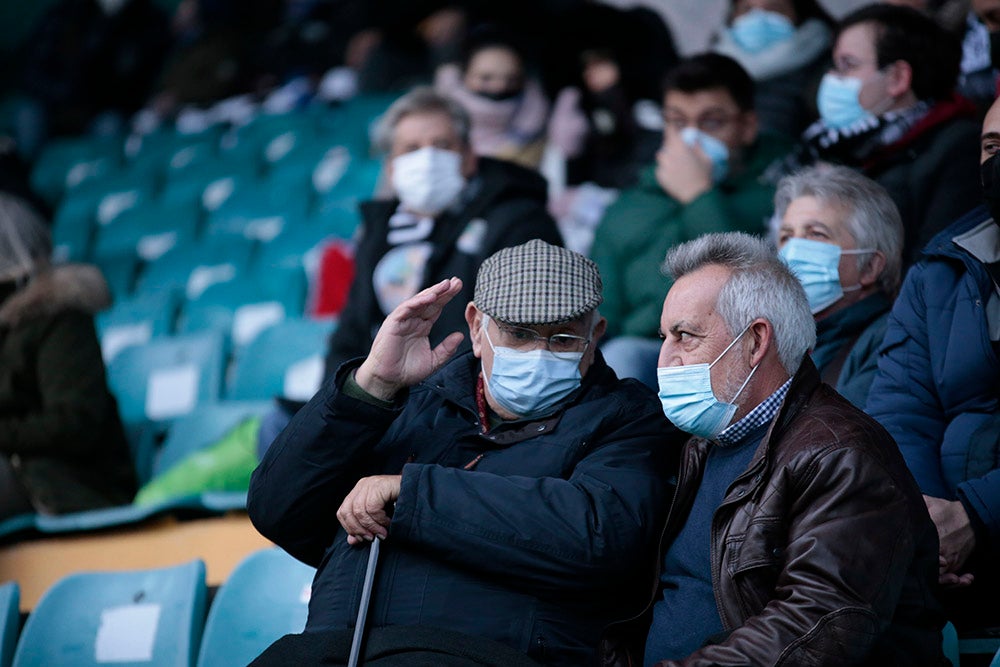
[{"x1": 982, "y1": 132, "x2": 1000, "y2": 143}]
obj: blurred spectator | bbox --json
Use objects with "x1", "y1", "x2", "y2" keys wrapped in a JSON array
[
  {"x1": 867, "y1": 93, "x2": 1000, "y2": 634},
  {"x1": 435, "y1": 31, "x2": 551, "y2": 169},
  {"x1": 132, "y1": 0, "x2": 263, "y2": 133},
  {"x1": 774, "y1": 164, "x2": 903, "y2": 408},
  {"x1": 547, "y1": 4, "x2": 680, "y2": 190},
  {"x1": 257, "y1": 86, "x2": 562, "y2": 452},
  {"x1": 10, "y1": 0, "x2": 171, "y2": 158},
  {"x1": 592, "y1": 54, "x2": 792, "y2": 389},
  {"x1": 768, "y1": 4, "x2": 982, "y2": 265},
  {"x1": 963, "y1": 0, "x2": 1000, "y2": 115},
  {"x1": 0, "y1": 194, "x2": 136, "y2": 520},
  {"x1": 710, "y1": 0, "x2": 836, "y2": 140}
]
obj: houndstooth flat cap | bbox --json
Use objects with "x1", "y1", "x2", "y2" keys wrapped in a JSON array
[{"x1": 473, "y1": 239, "x2": 603, "y2": 325}]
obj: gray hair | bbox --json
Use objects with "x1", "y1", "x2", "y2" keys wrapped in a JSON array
[
  {"x1": 772, "y1": 164, "x2": 904, "y2": 296},
  {"x1": 664, "y1": 232, "x2": 816, "y2": 375},
  {"x1": 372, "y1": 85, "x2": 471, "y2": 154},
  {"x1": 0, "y1": 194, "x2": 51, "y2": 281}
]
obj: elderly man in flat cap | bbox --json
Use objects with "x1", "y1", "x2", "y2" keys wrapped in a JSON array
[{"x1": 247, "y1": 239, "x2": 680, "y2": 666}]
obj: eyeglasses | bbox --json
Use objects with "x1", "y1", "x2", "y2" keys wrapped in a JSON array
[
  {"x1": 487, "y1": 316, "x2": 592, "y2": 359},
  {"x1": 662, "y1": 113, "x2": 739, "y2": 134}
]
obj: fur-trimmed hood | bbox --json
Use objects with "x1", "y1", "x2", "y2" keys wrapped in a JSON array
[{"x1": 0, "y1": 263, "x2": 112, "y2": 328}]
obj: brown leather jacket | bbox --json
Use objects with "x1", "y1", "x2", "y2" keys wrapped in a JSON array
[{"x1": 600, "y1": 357, "x2": 948, "y2": 667}]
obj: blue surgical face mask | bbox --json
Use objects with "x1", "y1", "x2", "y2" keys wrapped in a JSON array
[
  {"x1": 729, "y1": 8, "x2": 796, "y2": 54},
  {"x1": 680, "y1": 126, "x2": 730, "y2": 182},
  {"x1": 482, "y1": 317, "x2": 584, "y2": 419},
  {"x1": 816, "y1": 73, "x2": 875, "y2": 130},
  {"x1": 657, "y1": 324, "x2": 758, "y2": 439},
  {"x1": 779, "y1": 237, "x2": 871, "y2": 314}
]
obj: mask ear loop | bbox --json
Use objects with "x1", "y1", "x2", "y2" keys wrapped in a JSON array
[{"x1": 709, "y1": 321, "x2": 759, "y2": 405}]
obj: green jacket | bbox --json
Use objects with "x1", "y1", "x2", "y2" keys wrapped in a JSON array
[
  {"x1": 0, "y1": 265, "x2": 136, "y2": 513},
  {"x1": 593, "y1": 133, "x2": 792, "y2": 338}
]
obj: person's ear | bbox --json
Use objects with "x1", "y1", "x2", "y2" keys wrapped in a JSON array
[
  {"x1": 859, "y1": 251, "x2": 887, "y2": 289},
  {"x1": 461, "y1": 145, "x2": 477, "y2": 178},
  {"x1": 746, "y1": 318, "x2": 773, "y2": 368},
  {"x1": 465, "y1": 302, "x2": 484, "y2": 358},
  {"x1": 884, "y1": 60, "x2": 913, "y2": 99},
  {"x1": 739, "y1": 110, "x2": 758, "y2": 147}
]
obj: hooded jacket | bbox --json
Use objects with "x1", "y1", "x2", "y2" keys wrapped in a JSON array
[{"x1": 0, "y1": 263, "x2": 136, "y2": 513}]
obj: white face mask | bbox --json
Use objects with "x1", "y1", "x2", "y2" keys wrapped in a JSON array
[{"x1": 391, "y1": 146, "x2": 467, "y2": 216}]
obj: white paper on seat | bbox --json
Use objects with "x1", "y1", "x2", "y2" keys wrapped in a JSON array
[
  {"x1": 94, "y1": 603, "x2": 161, "y2": 663},
  {"x1": 202, "y1": 177, "x2": 235, "y2": 211},
  {"x1": 101, "y1": 322, "x2": 153, "y2": 363},
  {"x1": 245, "y1": 216, "x2": 284, "y2": 242},
  {"x1": 146, "y1": 364, "x2": 199, "y2": 420},
  {"x1": 186, "y1": 263, "x2": 237, "y2": 300},
  {"x1": 233, "y1": 302, "x2": 284, "y2": 347},
  {"x1": 98, "y1": 191, "x2": 139, "y2": 226},
  {"x1": 137, "y1": 232, "x2": 178, "y2": 261},
  {"x1": 283, "y1": 354, "x2": 324, "y2": 401}
]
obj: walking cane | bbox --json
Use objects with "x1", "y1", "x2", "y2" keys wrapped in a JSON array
[{"x1": 347, "y1": 536, "x2": 381, "y2": 667}]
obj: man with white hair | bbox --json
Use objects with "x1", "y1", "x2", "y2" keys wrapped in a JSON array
[
  {"x1": 774, "y1": 164, "x2": 903, "y2": 407},
  {"x1": 601, "y1": 232, "x2": 946, "y2": 666}
]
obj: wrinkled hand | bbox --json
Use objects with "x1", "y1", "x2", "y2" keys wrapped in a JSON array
[
  {"x1": 925, "y1": 495, "x2": 976, "y2": 587},
  {"x1": 355, "y1": 277, "x2": 465, "y2": 400},
  {"x1": 655, "y1": 131, "x2": 713, "y2": 205},
  {"x1": 338, "y1": 475, "x2": 401, "y2": 545}
]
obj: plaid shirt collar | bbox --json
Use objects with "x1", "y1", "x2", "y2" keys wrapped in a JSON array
[{"x1": 715, "y1": 377, "x2": 793, "y2": 447}]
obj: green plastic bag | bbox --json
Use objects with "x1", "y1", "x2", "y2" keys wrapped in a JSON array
[{"x1": 134, "y1": 416, "x2": 262, "y2": 506}]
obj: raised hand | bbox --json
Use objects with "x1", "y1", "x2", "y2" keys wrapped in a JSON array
[
  {"x1": 655, "y1": 130, "x2": 713, "y2": 205},
  {"x1": 355, "y1": 277, "x2": 466, "y2": 400}
]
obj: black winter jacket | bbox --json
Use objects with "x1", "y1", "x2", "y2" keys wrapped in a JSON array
[{"x1": 249, "y1": 351, "x2": 680, "y2": 666}]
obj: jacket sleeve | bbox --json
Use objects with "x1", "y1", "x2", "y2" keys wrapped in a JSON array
[
  {"x1": 388, "y1": 396, "x2": 673, "y2": 593},
  {"x1": 660, "y1": 441, "x2": 927, "y2": 666},
  {"x1": 865, "y1": 263, "x2": 951, "y2": 498},
  {"x1": 247, "y1": 363, "x2": 406, "y2": 566},
  {"x1": 0, "y1": 311, "x2": 120, "y2": 457}
]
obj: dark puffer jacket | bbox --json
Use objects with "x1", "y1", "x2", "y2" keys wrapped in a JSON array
[
  {"x1": 867, "y1": 205, "x2": 1000, "y2": 557},
  {"x1": 249, "y1": 351, "x2": 679, "y2": 666},
  {"x1": 0, "y1": 264, "x2": 136, "y2": 513}
]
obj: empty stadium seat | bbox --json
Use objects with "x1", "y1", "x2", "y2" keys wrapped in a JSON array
[
  {"x1": 97, "y1": 290, "x2": 178, "y2": 363},
  {"x1": 106, "y1": 330, "x2": 229, "y2": 427},
  {"x1": 133, "y1": 237, "x2": 255, "y2": 301},
  {"x1": 196, "y1": 548, "x2": 314, "y2": 667},
  {"x1": 227, "y1": 317, "x2": 333, "y2": 401},
  {"x1": 12, "y1": 560, "x2": 207, "y2": 667},
  {"x1": 177, "y1": 271, "x2": 307, "y2": 351},
  {"x1": 91, "y1": 200, "x2": 201, "y2": 264}
]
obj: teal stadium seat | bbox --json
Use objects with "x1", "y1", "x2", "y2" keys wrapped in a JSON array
[
  {"x1": 92, "y1": 200, "x2": 201, "y2": 264},
  {"x1": 106, "y1": 330, "x2": 228, "y2": 427},
  {"x1": 134, "y1": 237, "x2": 255, "y2": 301},
  {"x1": 97, "y1": 290, "x2": 178, "y2": 363},
  {"x1": 227, "y1": 316, "x2": 333, "y2": 402},
  {"x1": 12, "y1": 560, "x2": 207, "y2": 667},
  {"x1": 196, "y1": 548, "x2": 314, "y2": 667},
  {"x1": 30, "y1": 135, "x2": 122, "y2": 205},
  {"x1": 177, "y1": 270, "x2": 307, "y2": 351},
  {"x1": 202, "y1": 180, "x2": 312, "y2": 243},
  {"x1": 0, "y1": 581, "x2": 20, "y2": 667}
]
